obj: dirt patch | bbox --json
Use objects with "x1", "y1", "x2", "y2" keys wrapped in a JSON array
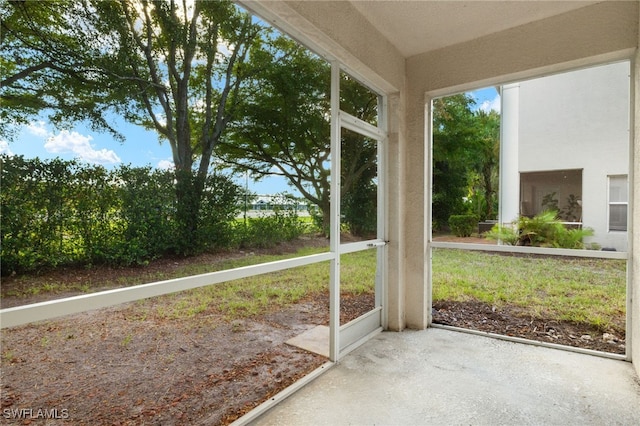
[
  {"x1": 1, "y1": 248, "x2": 376, "y2": 426},
  {"x1": 1, "y1": 296, "x2": 622, "y2": 425},
  {"x1": 1, "y1": 291, "x2": 376, "y2": 425},
  {"x1": 432, "y1": 300, "x2": 626, "y2": 354}
]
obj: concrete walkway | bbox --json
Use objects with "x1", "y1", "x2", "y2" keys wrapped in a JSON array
[{"x1": 251, "y1": 328, "x2": 640, "y2": 425}]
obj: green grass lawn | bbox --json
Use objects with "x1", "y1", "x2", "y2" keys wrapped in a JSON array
[
  {"x1": 432, "y1": 248, "x2": 626, "y2": 332},
  {"x1": 155, "y1": 249, "x2": 378, "y2": 319},
  {"x1": 164, "y1": 246, "x2": 625, "y2": 333},
  {"x1": 6, "y1": 242, "x2": 626, "y2": 333}
]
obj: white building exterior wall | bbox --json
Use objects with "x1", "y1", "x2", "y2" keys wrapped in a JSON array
[{"x1": 503, "y1": 62, "x2": 630, "y2": 251}]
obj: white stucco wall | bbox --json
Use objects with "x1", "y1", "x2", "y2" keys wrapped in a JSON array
[{"x1": 507, "y1": 62, "x2": 631, "y2": 251}]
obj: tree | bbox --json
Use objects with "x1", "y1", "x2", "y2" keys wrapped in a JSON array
[
  {"x1": 339, "y1": 75, "x2": 379, "y2": 237},
  {"x1": 431, "y1": 93, "x2": 478, "y2": 229},
  {"x1": 1, "y1": 0, "x2": 262, "y2": 252},
  {"x1": 431, "y1": 94, "x2": 501, "y2": 229},
  {"x1": 468, "y1": 109, "x2": 500, "y2": 221},
  {"x1": 219, "y1": 36, "x2": 379, "y2": 235},
  {"x1": 218, "y1": 36, "x2": 331, "y2": 229},
  {"x1": 1, "y1": 0, "x2": 120, "y2": 140}
]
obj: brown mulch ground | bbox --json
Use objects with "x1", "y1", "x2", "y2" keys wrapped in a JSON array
[
  {"x1": 1, "y1": 291, "x2": 373, "y2": 425},
  {"x1": 432, "y1": 300, "x2": 625, "y2": 354},
  {"x1": 0, "y1": 237, "x2": 626, "y2": 425}
]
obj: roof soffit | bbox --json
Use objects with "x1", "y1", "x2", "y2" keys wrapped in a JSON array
[{"x1": 348, "y1": 0, "x2": 601, "y2": 57}]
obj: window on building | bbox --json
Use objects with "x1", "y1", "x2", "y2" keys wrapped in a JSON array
[
  {"x1": 608, "y1": 175, "x2": 628, "y2": 232},
  {"x1": 519, "y1": 169, "x2": 583, "y2": 222}
]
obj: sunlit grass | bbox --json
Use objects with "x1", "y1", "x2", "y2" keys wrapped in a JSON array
[
  {"x1": 5, "y1": 241, "x2": 626, "y2": 334},
  {"x1": 432, "y1": 248, "x2": 626, "y2": 332},
  {"x1": 157, "y1": 250, "x2": 379, "y2": 320},
  {"x1": 3, "y1": 244, "x2": 331, "y2": 300},
  {"x1": 341, "y1": 251, "x2": 377, "y2": 294},
  {"x1": 211, "y1": 263, "x2": 329, "y2": 318}
]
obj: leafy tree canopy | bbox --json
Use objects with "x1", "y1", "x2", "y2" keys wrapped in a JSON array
[
  {"x1": 432, "y1": 94, "x2": 500, "y2": 227},
  {"x1": 1, "y1": 0, "x2": 264, "y2": 251},
  {"x1": 432, "y1": 93, "x2": 477, "y2": 227},
  {"x1": 2, "y1": 0, "x2": 260, "y2": 175},
  {"x1": 219, "y1": 37, "x2": 379, "y2": 234},
  {"x1": 219, "y1": 36, "x2": 332, "y2": 208}
]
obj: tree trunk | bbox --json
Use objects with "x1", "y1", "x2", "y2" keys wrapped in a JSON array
[
  {"x1": 317, "y1": 197, "x2": 331, "y2": 238},
  {"x1": 173, "y1": 168, "x2": 205, "y2": 255},
  {"x1": 482, "y1": 164, "x2": 494, "y2": 220}
]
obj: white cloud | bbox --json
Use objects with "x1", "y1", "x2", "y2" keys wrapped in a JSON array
[
  {"x1": 217, "y1": 38, "x2": 233, "y2": 57},
  {"x1": 0, "y1": 140, "x2": 14, "y2": 156},
  {"x1": 479, "y1": 95, "x2": 501, "y2": 113},
  {"x1": 157, "y1": 158, "x2": 174, "y2": 170},
  {"x1": 154, "y1": 111, "x2": 167, "y2": 127},
  {"x1": 45, "y1": 130, "x2": 121, "y2": 165},
  {"x1": 27, "y1": 120, "x2": 49, "y2": 137}
]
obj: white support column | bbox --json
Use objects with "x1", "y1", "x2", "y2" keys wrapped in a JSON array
[
  {"x1": 385, "y1": 92, "x2": 405, "y2": 331},
  {"x1": 500, "y1": 83, "x2": 521, "y2": 226},
  {"x1": 425, "y1": 97, "x2": 434, "y2": 326},
  {"x1": 401, "y1": 86, "x2": 429, "y2": 330}
]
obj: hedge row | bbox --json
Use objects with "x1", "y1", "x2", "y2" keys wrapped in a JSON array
[{"x1": 0, "y1": 156, "x2": 305, "y2": 275}]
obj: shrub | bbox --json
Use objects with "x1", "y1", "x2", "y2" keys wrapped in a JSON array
[
  {"x1": 115, "y1": 166, "x2": 176, "y2": 265},
  {"x1": 0, "y1": 156, "x2": 244, "y2": 274},
  {"x1": 486, "y1": 210, "x2": 594, "y2": 249},
  {"x1": 1, "y1": 156, "x2": 83, "y2": 273},
  {"x1": 69, "y1": 164, "x2": 120, "y2": 265},
  {"x1": 197, "y1": 173, "x2": 242, "y2": 251},
  {"x1": 237, "y1": 205, "x2": 306, "y2": 249},
  {"x1": 448, "y1": 214, "x2": 479, "y2": 237},
  {"x1": 484, "y1": 224, "x2": 519, "y2": 246},
  {"x1": 309, "y1": 205, "x2": 329, "y2": 237},
  {"x1": 342, "y1": 179, "x2": 377, "y2": 238}
]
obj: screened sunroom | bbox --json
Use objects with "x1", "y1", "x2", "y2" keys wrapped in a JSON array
[{"x1": 1, "y1": 1, "x2": 639, "y2": 424}]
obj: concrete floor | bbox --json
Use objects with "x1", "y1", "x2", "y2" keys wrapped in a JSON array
[{"x1": 250, "y1": 328, "x2": 640, "y2": 425}]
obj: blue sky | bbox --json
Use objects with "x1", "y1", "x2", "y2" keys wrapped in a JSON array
[
  {"x1": 1, "y1": 87, "x2": 500, "y2": 196},
  {"x1": 471, "y1": 86, "x2": 501, "y2": 113}
]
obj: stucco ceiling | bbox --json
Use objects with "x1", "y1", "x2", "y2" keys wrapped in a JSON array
[{"x1": 348, "y1": 0, "x2": 601, "y2": 57}]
